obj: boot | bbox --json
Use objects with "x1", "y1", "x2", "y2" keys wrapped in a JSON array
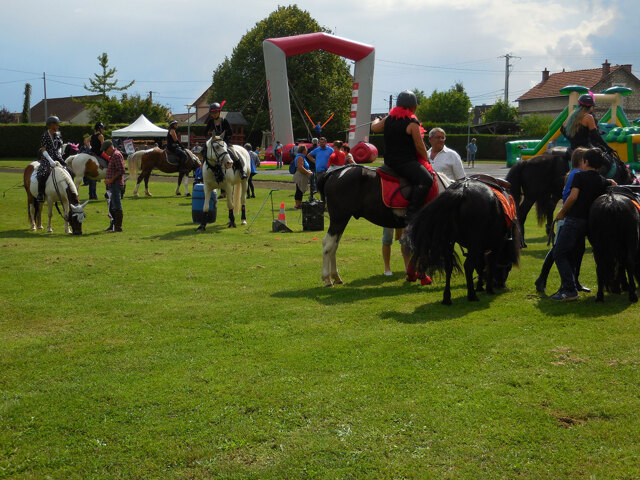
[
  {"x1": 37, "y1": 176, "x2": 46, "y2": 203},
  {"x1": 104, "y1": 210, "x2": 114, "y2": 232},
  {"x1": 294, "y1": 199, "x2": 302, "y2": 209},
  {"x1": 229, "y1": 150, "x2": 247, "y2": 179},
  {"x1": 113, "y1": 210, "x2": 123, "y2": 232}
]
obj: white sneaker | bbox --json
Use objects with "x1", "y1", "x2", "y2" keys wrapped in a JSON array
[{"x1": 383, "y1": 270, "x2": 393, "y2": 276}]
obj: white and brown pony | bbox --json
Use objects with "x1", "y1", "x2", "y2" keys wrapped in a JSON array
[
  {"x1": 132, "y1": 148, "x2": 201, "y2": 197},
  {"x1": 197, "y1": 137, "x2": 250, "y2": 230},
  {"x1": 24, "y1": 162, "x2": 89, "y2": 235},
  {"x1": 65, "y1": 153, "x2": 107, "y2": 188}
]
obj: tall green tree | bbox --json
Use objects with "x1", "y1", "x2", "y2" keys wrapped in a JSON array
[
  {"x1": 208, "y1": 5, "x2": 353, "y2": 142},
  {"x1": 89, "y1": 93, "x2": 170, "y2": 124},
  {"x1": 84, "y1": 52, "x2": 134, "y2": 98},
  {"x1": 416, "y1": 83, "x2": 471, "y2": 123},
  {"x1": 21, "y1": 83, "x2": 31, "y2": 123},
  {"x1": 482, "y1": 99, "x2": 518, "y2": 123}
]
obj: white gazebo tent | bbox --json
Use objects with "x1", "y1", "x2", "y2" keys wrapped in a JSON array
[{"x1": 111, "y1": 114, "x2": 168, "y2": 138}]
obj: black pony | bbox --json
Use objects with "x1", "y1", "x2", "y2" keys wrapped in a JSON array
[
  {"x1": 588, "y1": 188, "x2": 640, "y2": 303},
  {"x1": 506, "y1": 148, "x2": 637, "y2": 246},
  {"x1": 406, "y1": 178, "x2": 521, "y2": 305}
]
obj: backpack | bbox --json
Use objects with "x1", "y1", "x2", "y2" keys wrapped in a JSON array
[{"x1": 289, "y1": 158, "x2": 297, "y2": 174}]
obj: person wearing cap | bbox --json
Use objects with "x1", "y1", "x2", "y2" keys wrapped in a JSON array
[
  {"x1": 371, "y1": 90, "x2": 434, "y2": 220},
  {"x1": 562, "y1": 92, "x2": 611, "y2": 153},
  {"x1": 203, "y1": 102, "x2": 246, "y2": 179},
  {"x1": 36, "y1": 116, "x2": 64, "y2": 202},
  {"x1": 167, "y1": 120, "x2": 187, "y2": 172},
  {"x1": 103, "y1": 140, "x2": 126, "y2": 232}
]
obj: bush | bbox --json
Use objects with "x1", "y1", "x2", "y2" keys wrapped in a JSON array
[{"x1": 519, "y1": 114, "x2": 554, "y2": 137}]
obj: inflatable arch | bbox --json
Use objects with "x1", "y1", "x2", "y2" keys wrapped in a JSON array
[{"x1": 263, "y1": 32, "x2": 375, "y2": 147}]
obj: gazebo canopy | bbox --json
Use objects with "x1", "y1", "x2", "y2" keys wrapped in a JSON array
[{"x1": 111, "y1": 115, "x2": 168, "y2": 138}]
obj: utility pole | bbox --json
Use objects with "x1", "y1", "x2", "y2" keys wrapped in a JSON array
[
  {"x1": 499, "y1": 53, "x2": 520, "y2": 103},
  {"x1": 43, "y1": 72, "x2": 48, "y2": 120},
  {"x1": 148, "y1": 91, "x2": 153, "y2": 102},
  {"x1": 389, "y1": 95, "x2": 392, "y2": 111}
]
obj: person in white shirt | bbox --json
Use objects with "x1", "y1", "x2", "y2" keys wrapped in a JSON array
[{"x1": 427, "y1": 127, "x2": 466, "y2": 181}]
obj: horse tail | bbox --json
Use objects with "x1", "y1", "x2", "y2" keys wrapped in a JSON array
[{"x1": 406, "y1": 187, "x2": 464, "y2": 276}]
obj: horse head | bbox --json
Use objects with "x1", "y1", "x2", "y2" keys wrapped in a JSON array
[
  {"x1": 207, "y1": 137, "x2": 233, "y2": 169},
  {"x1": 62, "y1": 142, "x2": 79, "y2": 160},
  {"x1": 67, "y1": 200, "x2": 89, "y2": 235}
]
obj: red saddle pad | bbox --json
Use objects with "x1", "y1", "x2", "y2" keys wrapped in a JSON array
[{"x1": 378, "y1": 159, "x2": 438, "y2": 209}]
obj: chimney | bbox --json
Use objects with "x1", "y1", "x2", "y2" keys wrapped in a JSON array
[
  {"x1": 602, "y1": 59, "x2": 610, "y2": 77},
  {"x1": 542, "y1": 68, "x2": 549, "y2": 82}
]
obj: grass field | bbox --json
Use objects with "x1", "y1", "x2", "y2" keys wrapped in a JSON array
[{"x1": 1, "y1": 168, "x2": 639, "y2": 479}]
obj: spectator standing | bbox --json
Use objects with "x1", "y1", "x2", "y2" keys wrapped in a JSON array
[
  {"x1": 428, "y1": 127, "x2": 465, "y2": 181},
  {"x1": 314, "y1": 122, "x2": 322, "y2": 138},
  {"x1": 103, "y1": 140, "x2": 126, "y2": 233},
  {"x1": 382, "y1": 227, "x2": 411, "y2": 276},
  {"x1": 292, "y1": 144, "x2": 313, "y2": 209},
  {"x1": 307, "y1": 137, "x2": 334, "y2": 199},
  {"x1": 245, "y1": 143, "x2": 258, "y2": 198},
  {"x1": 274, "y1": 141, "x2": 283, "y2": 169},
  {"x1": 466, "y1": 137, "x2": 477, "y2": 168}
]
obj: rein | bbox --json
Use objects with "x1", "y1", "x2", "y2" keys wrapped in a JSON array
[{"x1": 51, "y1": 168, "x2": 68, "y2": 221}]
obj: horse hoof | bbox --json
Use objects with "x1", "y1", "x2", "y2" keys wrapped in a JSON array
[
  {"x1": 196, "y1": 225, "x2": 206, "y2": 232},
  {"x1": 47, "y1": 228, "x2": 53, "y2": 233},
  {"x1": 241, "y1": 220, "x2": 247, "y2": 226},
  {"x1": 133, "y1": 192, "x2": 139, "y2": 197},
  {"x1": 227, "y1": 222, "x2": 236, "y2": 228},
  {"x1": 442, "y1": 299, "x2": 452, "y2": 306},
  {"x1": 186, "y1": 193, "x2": 191, "y2": 198},
  {"x1": 332, "y1": 276, "x2": 343, "y2": 285},
  {"x1": 324, "y1": 282, "x2": 334, "y2": 287},
  {"x1": 30, "y1": 226, "x2": 36, "y2": 231},
  {"x1": 176, "y1": 192, "x2": 181, "y2": 196},
  {"x1": 145, "y1": 192, "x2": 152, "y2": 197}
]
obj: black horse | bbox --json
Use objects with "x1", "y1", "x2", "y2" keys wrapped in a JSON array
[
  {"x1": 406, "y1": 178, "x2": 521, "y2": 305},
  {"x1": 317, "y1": 165, "x2": 452, "y2": 287},
  {"x1": 506, "y1": 148, "x2": 637, "y2": 246},
  {"x1": 588, "y1": 188, "x2": 640, "y2": 303}
]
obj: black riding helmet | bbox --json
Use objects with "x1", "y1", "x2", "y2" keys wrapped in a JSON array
[
  {"x1": 46, "y1": 115, "x2": 60, "y2": 126},
  {"x1": 396, "y1": 90, "x2": 418, "y2": 108},
  {"x1": 209, "y1": 102, "x2": 221, "y2": 112},
  {"x1": 169, "y1": 120, "x2": 178, "y2": 128},
  {"x1": 578, "y1": 93, "x2": 595, "y2": 107},
  {"x1": 94, "y1": 121, "x2": 105, "y2": 130}
]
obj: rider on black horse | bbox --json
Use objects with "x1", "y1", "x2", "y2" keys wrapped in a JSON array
[
  {"x1": 36, "y1": 116, "x2": 65, "y2": 203},
  {"x1": 167, "y1": 120, "x2": 188, "y2": 172},
  {"x1": 371, "y1": 90, "x2": 433, "y2": 220},
  {"x1": 203, "y1": 102, "x2": 246, "y2": 179}
]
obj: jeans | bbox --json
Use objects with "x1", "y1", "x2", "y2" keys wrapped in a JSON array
[
  {"x1": 110, "y1": 183, "x2": 123, "y2": 211},
  {"x1": 552, "y1": 216, "x2": 586, "y2": 294}
]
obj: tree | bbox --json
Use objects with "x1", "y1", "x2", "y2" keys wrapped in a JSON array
[
  {"x1": 518, "y1": 113, "x2": 554, "y2": 137},
  {"x1": 416, "y1": 84, "x2": 471, "y2": 123},
  {"x1": 87, "y1": 94, "x2": 170, "y2": 124},
  {"x1": 84, "y1": 52, "x2": 134, "y2": 98},
  {"x1": 21, "y1": 83, "x2": 31, "y2": 123},
  {"x1": 482, "y1": 99, "x2": 518, "y2": 123},
  {"x1": 0, "y1": 107, "x2": 15, "y2": 123},
  {"x1": 208, "y1": 5, "x2": 353, "y2": 142}
]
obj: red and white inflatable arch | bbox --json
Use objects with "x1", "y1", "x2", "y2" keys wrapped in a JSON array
[{"x1": 263, "y1": 32, "x2": 375, "y2": 148}]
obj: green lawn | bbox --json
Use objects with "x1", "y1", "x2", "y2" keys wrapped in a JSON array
[{"x1": 1, "y1": 171, "x2": 639, "y2": 479}]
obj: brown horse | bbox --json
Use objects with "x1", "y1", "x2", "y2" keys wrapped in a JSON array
[{"x1": 132, "y1": 148, "x2": 201, "y2": 197}]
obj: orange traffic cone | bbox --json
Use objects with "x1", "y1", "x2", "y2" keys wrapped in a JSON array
[{"x1": 273, "y1": 202, "x2": 293, "y2": 232}]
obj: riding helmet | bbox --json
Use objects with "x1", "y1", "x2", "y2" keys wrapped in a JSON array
[
  {"x1": 169, "y1": 120, "x2": 178, "y2": 128},
  {"x1": 396, "y1": 90, "x2": 418, "y2": 108},
  {"x1": 209, "y1": 102, "x2": 221, "y2": 112},
  {"x1": 578, "y1": 93, "x2": 595, "y2": 107},
  {"x1": 46, "y1": 115, "x2": 60, "y2": 126},
  {"x1": 94, "y1": 121, "x2": 105, "y2": 130},
  {"x1": 244, "y1": 143, "x2": 252, "y2": 150}
]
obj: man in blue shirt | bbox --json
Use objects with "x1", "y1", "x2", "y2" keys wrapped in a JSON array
[{"x1": 306, "y1": 137, "x2": 334, "y2": 199}]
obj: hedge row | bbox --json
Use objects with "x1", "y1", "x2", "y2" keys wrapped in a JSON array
[
  {"x1": 369, "y1": 133, "x2": 526, "y2": 160},
  {"x1": 0, "y1": 124, "x2": 210, "y2": 158}
]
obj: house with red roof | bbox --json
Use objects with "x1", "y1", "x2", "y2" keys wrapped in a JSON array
[
  {"x1": 29, "y1": 95, "x2": 101, "y2": 123},
  {"x1": 517, "y1": 60, "x2": 640, "y2": 120}
]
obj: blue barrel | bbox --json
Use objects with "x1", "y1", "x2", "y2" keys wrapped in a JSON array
[{"x1": 191, "y1": 183, "x2": 217, "y2": 223}]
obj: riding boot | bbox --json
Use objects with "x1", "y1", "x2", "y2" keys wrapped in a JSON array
[
  {"x1": 404, "y1": 185, "x2": 428, "y2": 222},
  {"x1": 229, "y1": 149, "x2": 247, "y2": 179},
  {"x1": 37, "y1": 175, "x2": 46, "y2": 203},
  {"x1": 112, "y1": 210, "x2": 123, "y2": 232}
]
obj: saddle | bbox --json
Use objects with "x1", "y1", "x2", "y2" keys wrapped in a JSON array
[
  {"x1": 469, "y1": 174, "x2": 517, "y2": 228},
  {"x1": 607, "y1": 185, "x2": 640, "y2": 212},
  {"x1": 164, "y1": 149, "x2": 182, "y2": 167},
  {"x1": 377, "y1": 159, "x2": 439, "y2": 209},
  {"x1": 90, "y1": 153, "x2": 109, "y2": 169}
]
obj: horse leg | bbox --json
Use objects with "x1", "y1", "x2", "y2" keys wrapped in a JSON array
[
  {"x1": 28, "y1": 199, "x2": 37, "y2": 231},
  {"x1": 442, "y1": 244, "x2": 455, "y2": 305},
  {"x1": 322, "y1": 230, "x2": 344, "y2": 287},
  {"x1": 144, "y1": 173, "x2": 152, "y2": 197},
  {"x1": 464, "y1": 254, "x2": 480, "y2": 302},
  {"x1": 595, "y1": 259, "x2": 605, "y2": 303},
  {"x1": 46, "y1": 201, "x2": 54, "y2": 233},
  {"x1": 184, "y1": 174, "x2": 190, "y2": 197},
  {"x1": 627, "y1": 266, "x2": 638, "y2": 303},
  {"x1": 62, "y1": 201, "x2": 71, "y2": 234},
  {"x1": 227, "y1": 192, "x2": 236, "y2": 228},
  {"x1": 518, "y1": 197, "x2": 535, "y2": 247},
  {"x1": 134, "y1": 171, "x2": 145, "y2": 196},
  {"x1": 240, "y1": 179, "x2": 248, "y2": 225},
  {"x1": 175, "y1": 173, "x2": 183, "y2": 196}
]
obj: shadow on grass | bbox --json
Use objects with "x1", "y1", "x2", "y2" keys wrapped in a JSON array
[
  {"x1": 1, "y1": 228, "x2": 107, "y2": 238},
  {"x1": 144, "y1": 224, "x2": 226, "y2": 240},
  {"x1": 534, "y1": 292, "x2": 635, "y2": 317}
]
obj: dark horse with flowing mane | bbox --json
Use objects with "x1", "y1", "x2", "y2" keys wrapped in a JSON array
[
  {"x1": 317, "y1": 164, "x2": 452, "y2": 287},
  {"x1": 406, "y1": 178, "x2": 521, "y2": 305},
  {"x1": 588, "y1": 186, "x2": 640, "y2": 303},
  {"x1": 506, "y1": 148, "x2": 637, "y2": 246},
  {"x1": 131, "y1": 148, "x2": 201, "y2": 197}
]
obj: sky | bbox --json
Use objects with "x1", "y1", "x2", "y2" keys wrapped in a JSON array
[{"x1": 1, "y1": 0, "x2": 638, "y2": 117}]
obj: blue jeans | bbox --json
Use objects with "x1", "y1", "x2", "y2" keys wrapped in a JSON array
[
  {"x1": 110, "y1": 183, "x2": 123, "y2": 211},
  {"x1": 552, "y1": 216, "x2": 586, "y2": 295}
]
